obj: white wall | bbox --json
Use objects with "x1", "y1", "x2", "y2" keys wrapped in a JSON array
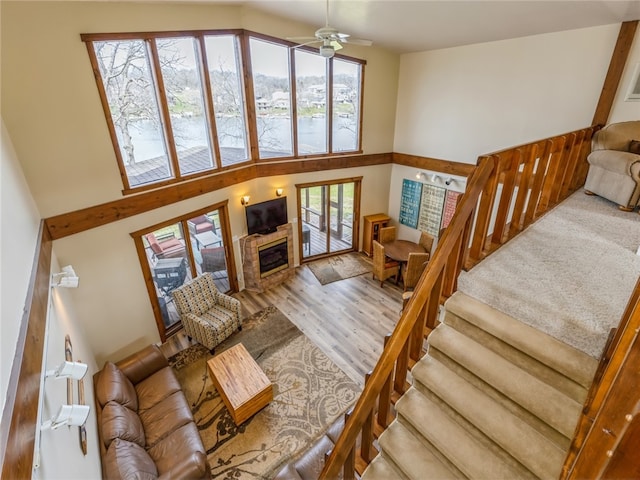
[
  {"x1": 393, "y1": 24, "x2": 623, "y2": 165},
  {"x1": 389, "y1": 23, "x2": 639, "y2": 230},
  {"x1": 0, "y1": 120, "x2": 102, "y2": 478},
  {"x1": 0, "y1": 121, "x2": 41, "y2": 416},
  {"x1": 35, "y1": 256, "x2": 101, "y2": 480},
  {"x1": 610, "y1": 30, "x2": 640, "y2": 122}
]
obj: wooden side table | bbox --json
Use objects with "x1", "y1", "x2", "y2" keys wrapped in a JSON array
[{"x1": 206, "y1": 343, "x2": 273, "y2": 425}]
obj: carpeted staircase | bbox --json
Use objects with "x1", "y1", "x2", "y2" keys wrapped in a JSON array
[{"x1": 362, "y1": 291, "x2": 599, "y2": 480}]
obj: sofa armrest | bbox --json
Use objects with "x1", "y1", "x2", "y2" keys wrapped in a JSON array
[
  {"x1": 157, "y1": 451, "x2": 211, "y2": 480},
  {"x1": 116, "y1": 344, "x2": 169, "y2": 385},
  {"x1": 213, "y1": 291, "x2": 241, "y2": 317},
  {"x1": 588, "y1": 150, "x2": 640, "y2": 179}
]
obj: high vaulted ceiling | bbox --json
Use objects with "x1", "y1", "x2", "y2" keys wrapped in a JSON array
[{"x1": 143, "y1": 0, "x2": 640, "y2": 53}]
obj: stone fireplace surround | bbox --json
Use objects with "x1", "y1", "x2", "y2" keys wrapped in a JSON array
[{"x1": 242, "y1": 223, "x2": 294, "y2": 292}]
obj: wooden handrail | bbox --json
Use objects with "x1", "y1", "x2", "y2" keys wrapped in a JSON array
[
  {"x1": 320, "y1": 156, "x2": 496, "y2": 478},
  {"x1": 321, "y1": 125, "x2": 597, "y2": 478},
  {"x1": 465, "y1": 126, "x2": 597, "y2": 269}
]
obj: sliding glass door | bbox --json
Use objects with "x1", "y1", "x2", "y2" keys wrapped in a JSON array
[
  {"x1": 297, "y1": 177, "x2": 361, "y2": 260},
  {"x1": 134, "y1": 203, "x2": 236, "y2": 341}
]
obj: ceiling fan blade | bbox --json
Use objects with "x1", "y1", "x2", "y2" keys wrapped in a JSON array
[
  {"x1": 289, "y1": 39, "x2": 322, "y2": 50},
  {"x1": 341, "y1": 38, "x2": 373, "y2": 47},
  {"x1": 330, "y1": 40, "x2": 343, "y2": 51},
  {"x1": 286, "y1": 36, "x2": 319, "y2": 42}
]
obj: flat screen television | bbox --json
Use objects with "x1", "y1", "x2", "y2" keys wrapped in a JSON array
[{"x1": 245, "y1": 197, "x2": 288, "y2": 235}]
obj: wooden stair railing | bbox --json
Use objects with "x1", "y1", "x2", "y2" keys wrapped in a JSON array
[
  {"x1": 562, "y1": 276, "x2": 640, "y2": 478},
  {"x1": 321, "y1": 125, "x2": 598, "y2": 479},
  {"x1": 465, "y1": 126, "x2": 597, "y2": 270},
  {"x1": 320, "y1": 156, "x2": 496, "y2": 479}
]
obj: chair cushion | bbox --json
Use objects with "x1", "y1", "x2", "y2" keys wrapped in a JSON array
[
  {"x1": 134, "y1": 366, "x2": 183, "y2": 412},
  {"x1": 96, "y1": 362, "x2": 139, "y2": 411},
  {"x1": 138, "y1": 391, "x2": 194, "y2": 448},
  {"x1": 101, "y1": 401, "x2": 146, "y2": 449},
  {"x1": 147, "y1": 422, "x2": 207, "y2": 476},
  {"x1": 172, "y1": 275, "x2": 218, "y2": 316},
  {"x1": 105, "y1": 438, "x2": 158, "y2": 480}
]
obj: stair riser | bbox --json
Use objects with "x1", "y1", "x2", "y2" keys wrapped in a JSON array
[
  {"x1": 445, "y1": 311, "x2": 589, "y2": 403},
  {"x1": 428, "y1": 346, "x2": 572, "y2": 450},
  {"x1": 412, "y1": 357, "x2": 565, "y2": 479},
  {"x1": 428, "y1": 326, "x2": 583, "y2": 438}
]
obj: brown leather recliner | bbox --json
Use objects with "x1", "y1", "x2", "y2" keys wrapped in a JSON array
[{"x1": 94, "y1": 344, "x2": 210, "y2": 479}]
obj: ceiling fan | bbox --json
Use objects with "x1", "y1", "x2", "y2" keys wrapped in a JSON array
[{"x1": 287, "y1": 0, "x2": 373, "y2": 58}]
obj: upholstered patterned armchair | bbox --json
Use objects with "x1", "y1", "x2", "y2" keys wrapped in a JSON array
[{"x1": 171, "y1": 273, "x2": 241, "y2": 353}]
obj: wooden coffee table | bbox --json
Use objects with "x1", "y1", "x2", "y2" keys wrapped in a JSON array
[{"x1": 206, "y1": 343, "x2": 273, "y2": 425}]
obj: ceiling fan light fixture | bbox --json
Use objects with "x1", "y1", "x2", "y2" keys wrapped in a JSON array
[{"x1": 319, "y1": 44, "x2": 335, "y2": 58}]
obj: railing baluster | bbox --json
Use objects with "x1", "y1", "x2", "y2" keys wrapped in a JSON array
[
  {"x1": 377, "y1": 335, "x2": 393, "y2": 429},
  {"x1": 360, "y1": 373, "x2": 375, "y2": 465}
]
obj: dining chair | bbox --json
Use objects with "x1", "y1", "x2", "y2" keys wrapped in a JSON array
[
  {"x1": 201, "y1": 247, "x2": 228, "y2": 278},
  {"x1": 419, "y1": 231, "x2": 435, "y2": 255},
  {"x1": 403, "y1": 252, "x2": 430, "y2": 292},
  {"x1": 379, "y1": 226, "x2": 396, "y2": 244},
  {"x1": 372, "y1": 240, "x2": 400, "y2": 287}
]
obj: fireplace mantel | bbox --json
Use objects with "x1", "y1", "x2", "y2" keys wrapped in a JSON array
[{"x1": 242, "y1": 223, "x2": 294, "y2": 292}]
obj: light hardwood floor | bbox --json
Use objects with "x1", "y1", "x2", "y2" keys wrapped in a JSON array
[{"x1": 160, "y1": 257, "x2": 404, "y2": 387}]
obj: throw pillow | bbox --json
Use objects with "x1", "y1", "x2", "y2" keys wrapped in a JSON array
[
  {"x1": 629, "y1": 140, "x2": 640, "y2": 155},
  {"x1": 105, "y1": 438, "x2": 158, "y2": 480},
  {"x1": 96, "y1": 362, "x2": 139, "y2": 411},
  {"x1": 101, "y1": 401, "x2": 146, "y2": 449}
]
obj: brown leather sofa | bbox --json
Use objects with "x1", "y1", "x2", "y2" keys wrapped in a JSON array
[{"x1": 94, "y1": 344, "x2": 210, "y2": 479}]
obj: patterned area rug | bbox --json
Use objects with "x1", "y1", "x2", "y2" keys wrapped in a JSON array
[
  {"x1": 168, "y1": 306, "x2": 360, "y2": 479},
  {"x1": 307, "y1": 252, "x2": 372, "y2": 285}
]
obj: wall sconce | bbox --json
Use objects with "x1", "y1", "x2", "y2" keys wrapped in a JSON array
[
  {"x1": 41, "y1": 404, "x2": 90, "y2": 431},
  {"x1": 275, "y1": 188, "x2": 284, "y2": 197},
  {"x1": 241, "y1": 195, "x2": 250, "y2": 206},
  {"x1": 46, "y1": 361, "x2": 88, "y2": 381},
  {"x1": 51, "y1": 265, "x2": 79, "y2": 288}
]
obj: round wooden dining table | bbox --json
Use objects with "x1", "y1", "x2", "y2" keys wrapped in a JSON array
[{"x1": 382, "y1": 240, "x2": 426, "y2": 263}]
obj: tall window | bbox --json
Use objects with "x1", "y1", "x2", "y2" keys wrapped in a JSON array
[
  {"x1": 83, "y1": 30, "x2": 365, "y2": 193},
  {"x1": 249, "y1": 38, "x2": 293, "y2": 158},
  {"x1": 295, "y1": 49, "x2": 328, "y2": 155},
  {"x1": 333, "y1": 58, "x2": 361, "y2": 152}
]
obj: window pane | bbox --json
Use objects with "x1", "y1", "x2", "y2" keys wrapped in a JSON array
[
  {"x1": 250, "y1": 38, "x2": 293, "y2": 158},
  {"x1": 94, "y1": 40, "x2": 171, "y2": 187},
  {"x1": 332, "y1": 58, "x2": 361, "y2": 152},
  {"x1": 295, "y1": 50, "x2": 328, "y2": 155},
  {"x1": 205, "y1": 35, "x2": 249, "y2": 167},
  {"x1": 186, "y1": 210, "x2": 230, "y2": 293},
  {"x1": 144, "y1": 224, "x2": 190, "y2": 329},
  {"x1": 157, "y1": 37, "x2": 214, "y2": 176}
]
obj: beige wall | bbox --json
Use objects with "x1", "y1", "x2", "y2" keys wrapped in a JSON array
[
  {"x1": 387, "y1": 23, "x2": 638, "y2": 235},
  {"x1": 0, "y1": 121, "x2": 41, "y2": 416},
  {"x1": 392, "y1": 24, "x2": 624, "y2": 165}
]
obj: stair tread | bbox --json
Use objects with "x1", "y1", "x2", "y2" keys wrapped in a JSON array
[
  {"x1": 412, "y1": 355, "x2": 565, "y2": 479},
  {"x1": 396, "y1": 388, "x2": 536, "y2": 480},
  {"x1": 445, "y1": 292, "x2": 597, "y2": 387},
  {"x1": 378, "y1": 421, "x2": 460, "y2": 480},
  {"x1": 428, "y1": 324, "x2": 583, "y2": 438},
  {"x1": 361, "y1": 454, "x2": 408, "y2": 480}
]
